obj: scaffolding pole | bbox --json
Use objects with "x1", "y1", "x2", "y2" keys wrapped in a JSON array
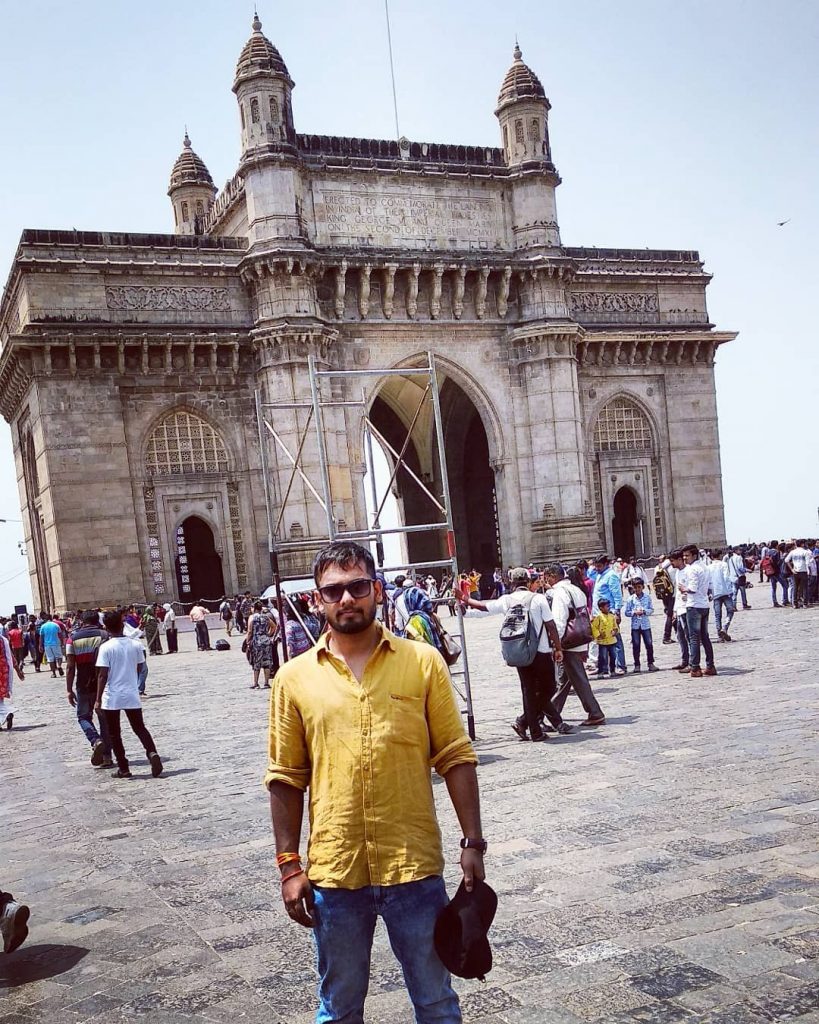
[{"x1": 255, "y1": 353, "x2": 477, "y2": 739}]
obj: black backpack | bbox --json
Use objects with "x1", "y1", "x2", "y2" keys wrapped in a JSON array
[{"x1": 215, "y1": 638, "x2": 230, "y2": 651}]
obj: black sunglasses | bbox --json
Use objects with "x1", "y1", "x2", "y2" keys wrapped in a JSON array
[{"x1": 317, "y1": 577, "x2": 375, "y2": 604}]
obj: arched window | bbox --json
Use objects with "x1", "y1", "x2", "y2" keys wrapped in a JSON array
[
  {"x1": 593, "y1": 398, "x2": 653, "y2": 452},
  {"x1": 24, "y1": 432, "x2": 40, "y2": 497},
  {"x1": 195, "y1": 200, "x2": 204, "y2": 216},
  {"x1": 269, "y1": 96, "x2": 279, "y2": 122},
  {"x1": 514, "y1": 119, "x2": 524, "y2": 144},
  {"x1": 181, "y1": 201, "x2": 189, "y2": 222},
  {"x1": 250, "y1": 97, "x2": 260, "y2": 124},
  {"x1": 529, "y1": 118, "x2": 541, "y2": 141},
  {"x1": 145, "y1": 410, "x2": 229, "y2": 476}
]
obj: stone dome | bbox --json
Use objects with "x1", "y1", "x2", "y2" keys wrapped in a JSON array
[
  {"x1": 168, "y1": 134, "x2": 214, "y2": 192},
  {"x1": 497, "y1": 44, "x2": 547, "y2": 109},
  {"x1": 233, "y1": 14, "x2": 292, "y2": 89}
]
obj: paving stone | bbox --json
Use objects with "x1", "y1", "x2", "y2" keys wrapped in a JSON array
[{"x1": 1, "y1": 608, "x2": 818, "y2": 1020}]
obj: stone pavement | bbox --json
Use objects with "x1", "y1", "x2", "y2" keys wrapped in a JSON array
[{"x1": 2, "y1": 598, "x2": 819, "y2": 1024}]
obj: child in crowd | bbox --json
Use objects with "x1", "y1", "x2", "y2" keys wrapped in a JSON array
[
  {"x1": 624, "y1": 578, "x2": 659, "y2": 673},
  {"x1": 591, "y1": 598, "x2": 619, "y2": 678}
]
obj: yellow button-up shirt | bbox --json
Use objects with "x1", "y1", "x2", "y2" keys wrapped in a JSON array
[{"x1": 264, "y1": 624, "x2": 477, "y2": 889}]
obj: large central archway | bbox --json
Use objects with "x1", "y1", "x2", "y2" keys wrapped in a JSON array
[{"x1": 368, "y1": 371, "x2": 500, "y2": 584}]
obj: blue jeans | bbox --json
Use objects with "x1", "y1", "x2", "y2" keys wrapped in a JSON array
[
  {"x1": 613, "y1": 632, "x2": 626, "y2": 671},
  {"x1": 713, "y1": 594, "x2": 735, "y2": 634},
  {"x1": 138, "y1": 661, "x2": 148, "y2": 695},
  {"x1": 770, "y1": 576, "x2": 788, "y2": 605},
  {"x1": 631, "y1": 627, "x2": 654, "y2": 667},
  {"x1": 76, "y1": 686, "x2": 111, "y2": 755},
  {"x1": 312, "y1": 875, "x2": 460, "y2": 1024},
  {"x1": 685, "y1": 606, "x2": 714, "y2": 670},
  {"x1": 597, "y1": 644, "x2": 617, "y2": 674},
  {"x1": 733, "y1": 580, "x2": 749, "y2": 609}
]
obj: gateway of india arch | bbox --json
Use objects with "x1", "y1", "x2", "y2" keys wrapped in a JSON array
[{"x1": 0, "y1": 15, "x2": 735, "y2": 610}]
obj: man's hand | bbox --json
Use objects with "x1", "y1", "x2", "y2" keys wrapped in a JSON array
[
  {"x1": 67, "y1": 690, "x2": 77, "y2": 707},
  {"x1": 615, "y1": 611, "x2": 622, "y2": 624},
  {"x1": 15, "y1": 665, "x2": 24, "y2": 682},
  {"x1": 553, "y1": 648, "x2": 563, "y2": 664},
  {"x1": 460, "y1": 848, "x2": 485, "y2": 893},
  {"x1": 94, "y1": 699, "x2": 102, "y2": 711},
  {"x1": 281, "y1": 872, "x2": 314, "y2": 928}
]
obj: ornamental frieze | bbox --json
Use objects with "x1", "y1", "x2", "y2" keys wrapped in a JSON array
[
  {"x1": 570, "y1": 291, "x2": 659, "y2": 314},
  {"x1": 105, "y1": 285, "x2": 231, "y2": 312}
]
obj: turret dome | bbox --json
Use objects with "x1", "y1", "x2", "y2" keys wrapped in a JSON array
[
  {"x1": 233, "y1": 13, "x2": 292, "y2": 91},
  {"x1": 496, "y1": 44, "x2": 547, "y2": 112},
  {"x1": 168, "y1": 133, "x2": 214, "y2": 193}
]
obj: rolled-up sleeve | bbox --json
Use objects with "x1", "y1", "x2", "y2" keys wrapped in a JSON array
[
  {"x1": 263, "y1": 673, "x2": 311, "y2": 791},
  {"x1": 425, "y1": 651, "x2": 477, "y2": 777}
]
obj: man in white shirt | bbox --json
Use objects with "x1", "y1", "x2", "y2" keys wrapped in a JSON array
[
  {"x1": 677, "y1": 544, "x2": 717, "y2": 678},
  {"x1": 785, "y1": 541, "x2": 812, "y2": 609},
  {"x1": 95, "y1": 609, "x2": 163, "y2": 779},
  {"x1": 162, "y1": 603, "x2": 178, "y2": 654},
  {"x1": 724, "y1": 547, "x2": 751, "y2": 610},
  {"x1": 462, "y1": 567, "x2": 570, "y2": 742},
  {"x1": 545, "y1": 565, "x2": 605, "y2": 727},
  {"x1": 668, "y1": 551, "x2": 690, "y2": 672}
]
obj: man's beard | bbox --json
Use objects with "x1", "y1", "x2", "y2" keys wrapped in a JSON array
[{"x1": 327, "y1": 602, "x2": 377, "y2": 635}]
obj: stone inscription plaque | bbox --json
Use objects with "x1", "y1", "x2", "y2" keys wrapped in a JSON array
[{"x1": 315, "y1": 187, "x2": 506, "y2": 250}]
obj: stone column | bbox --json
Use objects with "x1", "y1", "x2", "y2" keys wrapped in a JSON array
[{"x1": 509, "y1": 323, "x2": 600, "y2": 560}]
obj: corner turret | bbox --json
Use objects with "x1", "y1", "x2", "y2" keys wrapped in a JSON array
[
  {"x1": 233, "y1": 13, "x2": 295, "y2": 160},
  {"x1": 168, "y1": 133, "x2": 216, "y2": 235}
]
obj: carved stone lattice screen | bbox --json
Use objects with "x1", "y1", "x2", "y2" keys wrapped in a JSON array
[
  {"x1": 145, "y1": 411, "x2": 229, "y2": 476},
  {"x1": 227, "y1": 482, "x2": 248, "y2": 589},
  {"x1": 593, "y1": 398, "x2": 653, "y2": 452},
  {"x1": 143, "y1": 487, "x2": 166, "y2": 595}
]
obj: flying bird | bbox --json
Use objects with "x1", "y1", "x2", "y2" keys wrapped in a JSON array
[{"x1": 777, "y1": 219, "x2": 791, "y2": 227}]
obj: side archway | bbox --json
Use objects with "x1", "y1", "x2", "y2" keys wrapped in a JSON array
[{"x1": 591, "y1": 396, "x2": 663, "y2": 556}]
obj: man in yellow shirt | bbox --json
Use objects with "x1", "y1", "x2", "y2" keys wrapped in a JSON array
[{"x1": 265, "y1": 541, "x2": 484, "y2": 1023}]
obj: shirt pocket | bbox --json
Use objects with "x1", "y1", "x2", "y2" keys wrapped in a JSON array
[{"x1": 387, "y1": 693, "x2": 427, "y2": 747}]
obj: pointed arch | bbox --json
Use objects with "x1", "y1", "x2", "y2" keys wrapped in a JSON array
[
  {"x1": 592, "y1": 395, "x2": 654, "y2": 453},
  {"x1": 145, "y1": 409, "x2": 230, "y2": 476}
]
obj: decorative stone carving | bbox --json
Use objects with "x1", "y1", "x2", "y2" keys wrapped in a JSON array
[
  {"x1": 227, "y1": 482, "x2": 248, "y2": 588},
  {"x1": 475, "y1": 267, "x2": 490, "y2": 320},
  {"x1": 382, "y1": 265, "x2": 397, "y2": 319},
  {"x1": 497, "y1": 267, "x2": 512, "y2": 318},
  {"x1": 334, "y1": 261, "x2": 347, "y2": 320},
  {"x1": 143, "y1": 487, "x2": 166, "y2": 595},
  {"x1": 452, "y1": 266, "x2": 466, "y2": 320},
  {"x1": 570, "y1": 291, "x2": 659, "y2": 324},
  {"x1": 430, "y1": 264, "x2": 444, "y2": 320},
  {"x1": 105, "y1": 286, "x2": 231, "y2": 312},
  {"x1": 406, "y1": 263, "x2": 420, "y2": 318},
  {"x1": 358, "y1": 264, "x2": 372, "y2": 319}
]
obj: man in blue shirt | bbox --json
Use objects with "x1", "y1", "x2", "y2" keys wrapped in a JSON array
[
  {"x1": 38, "y1": 614, "x2": 64, "y2": 678},
  {"x1": 591, "y1": 555, "x2": 626, "y2": 675}
]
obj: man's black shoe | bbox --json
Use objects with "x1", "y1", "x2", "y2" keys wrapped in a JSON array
[
  {"x1": 113, "y1": 767, "x2": 132, "y2": 779},
  {"x1": 531, "y1": 734, "x2": 549, "y2": 742},
  {"x1": 557, "y1": 723, "x2": 576, "y2": 735},
  {"x1": 511, "y1": 721, "x2": 529, "y2": 741},
  {"x1": 90, "y1": 740, "x2": 105, "y2": 767},
  {"x1": 149, "y1": 752, "x2": 163, "y2": 778}
]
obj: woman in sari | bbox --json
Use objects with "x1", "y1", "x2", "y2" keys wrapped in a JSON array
[
  {"x1": 140, "y1": 604, "x2": 164, "y2": 656},
  {"x1": 1, "y1": 632, "x2": 24, "y2": 730}
]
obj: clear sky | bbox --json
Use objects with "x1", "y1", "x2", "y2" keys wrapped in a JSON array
[{"x1": 1, "y1": 0, "x2": 817, "y2": 611}]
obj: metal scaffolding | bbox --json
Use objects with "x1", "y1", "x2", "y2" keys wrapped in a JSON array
[{"x1": 254, "y1": 351, "x2": 477, "y2": 739}]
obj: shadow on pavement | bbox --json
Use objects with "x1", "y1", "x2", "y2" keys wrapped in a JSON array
[
  {"x1": 714, "y1": 667, "x2": 755, "y2": 676},
  {"x1": 0, "y1": 944, "x2": 89, "y2": 987},
  {"x1": 478, "y1": 753, "x2": 509, "y2": 766},
  {"x1": 595, "y1": 715, "x2": 639, "y2": 726},
  {"x1": 5, "y1": 724, "x2": 49, "y2": 732},
  {"x1": 157, "y1": 767, "x2": 199, "y2": 778}
]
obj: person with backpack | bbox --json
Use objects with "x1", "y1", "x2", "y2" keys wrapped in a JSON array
[
  {"x1": 652, "y1": 558, "x2": 676, "y2": 644},
  {"x1": 760, "y1": 543, "x2": 783, "y2": 606},
  {"x1": 460, "y1": 566, "x2": 570, "y2": 742},
  {"x1": 219, "y1": 597, "x2": 234, "y2": 636},
  {"x1": 545, "y1": 564, "x2": 605, "y2": 727}
]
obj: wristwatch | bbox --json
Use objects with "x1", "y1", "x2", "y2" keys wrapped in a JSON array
[{"x1": 459, "y1": 837, "x2": 487, "y2": 854}]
